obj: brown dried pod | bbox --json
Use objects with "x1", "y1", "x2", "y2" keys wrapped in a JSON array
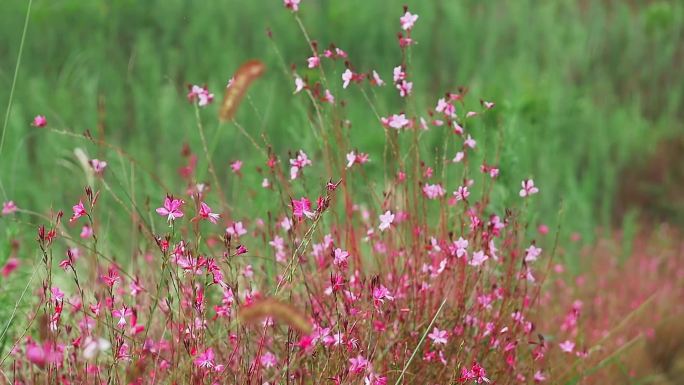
[{"x1": 219, "y1": 60, "x2": 266, "y2": 122}]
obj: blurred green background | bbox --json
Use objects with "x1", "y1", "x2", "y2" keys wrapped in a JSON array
[{"x1": 1, "y1": 0, "x2": 683, "y2": 251}]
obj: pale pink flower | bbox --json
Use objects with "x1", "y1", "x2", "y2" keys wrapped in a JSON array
[
  {"x1": 559, "y1": 340, "x2": 575, "y2": 353},
  {"x1": 422, "y1": 184, "x2": 445, "y2": 200},
  {"x1": 187, "y1": 85, "x2": 214, "y2": 107},
  {"x1": 290, "y1": 150, "x2": 312, "y2": 180},
  {"x1": 396, "y1": 80, "x2": 412, "y2": 97},
  {"x1": 378, "y1": 210, "x2": 394, "y2": 232},
  {"x1": 464, "y1": 134, "x2": 476, "y2": 149},
  {"x1": 323, "y1": 89, "x2": 335, "y2": 104},
  {"x1": 307, "y1": 55, "x2": 320, "y2": 69},
  {"x1": 89, "y1": 159, "x2": 107, "y2": 174},
  {"x1": 428, "y1": 327, "x2": 448, "y2": 346},
  {"x1": 382, "y1": 113, "x2": 410, "y2": 130},
  {"x1": 226, "y1": 221, "x2": 247, "y2": 237},
  {"x1": 454, "y1": 186, "x2": 470, "y2": 201},
  {"x1": 519, "y1": 179, "x2": 539, "y2": 197},
  {"x1": 525, "y1": 245, "x2": 542, "y2": 262},
  {"x1": 333, "y1": 248, "x2": 349, "y2": 267},
  {"x1": 469, "y1": 251, "x2": 489, "y2": 267},
  {"x1": 346, "y1": 151, "x2": 370, "y2": 168},
  {"x1": 342, "y1": 69, "x2": 353, "y2": 89},
  {"x1": 392, "y1": 66, "x2": 405, "y2": 82},
  {"x1": 452, "y1": 151, "x2": 465, "y2": 163},
  {"x1": 80, "y1": 225, "x2": 93, "y2": 238},
  {"x1": 2, "y1": 201, "x2": 17, "y2": 215},
  {"x1": 371, "y1": 70, "x2": 384, "y2": 86},
  {"x1": 156, "y1": 195, "x2": 184, "y2": 222},
  {"x1": 400, "y1": 11, "x2": 419, "y2": 31},
  {"x1": 452, "y1": 237, "x2": 468, "y2": 258},
  {"x1": 294, "y1": 76, "x2": 305, "y2": 94},
  {"x1": 483, "y1": 100, "x2": 495, "y2": 109}
]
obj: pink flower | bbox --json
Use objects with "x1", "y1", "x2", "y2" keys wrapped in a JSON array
[
  {"x1": 378, "y1": 210, "x2": 394, "y2": 232},
  {"x1": 292, "y1": 197, "x2": 315, "y2": 219},
  {"x1": 323, "y1": 89, "x2": 335, "y2": 104},
  {"x1": 194, "y1": 348, "x2": 215, "y2": 369},
  {"x1": 519, "y1": 179, "x2": 539, "y2": 197},
  {"x1": 2, "y1": 201, "x2": 18, "y2": 215},
  {"x1": 80, "y1": 225, "x2": 93, "y2": 238},
  {"x1": 290, "y1": 150, "x2": 312, "y2": 179},
  {"x1": 400, "y1": 11, "x2": 419, "y2": 31},
  {"x1": 307, "y1": 55, "x2": 320, "y2": 69},
  {"x1": 187, "y1": 85, "x2": 214, "y2": 107},
  {"x1": 333, "y1": 248, "x2": 349, "y2": 267},
  {"x1": 482, "y1": 100, "x2": 495, "y2": 109},
  {"x1": 260, "y1": 352, "x2": 277, "y2": 368},
  {"x1": 230, "y1": 160, "x2": 243, "y2": 174},
  {"x1": 428, "y1": 328, "x2": 448, "y2": 346},
  {"x1": 156, "y1": 195, "x2": 184, "y2": 222},
  {"x1": 371, "y1": 70, "x2": 384, "y2": 86},
  {"x1": 422, "y1": 184, "x2": 445, "y2": 200},
  {"x1": 112, "y1": 306, "x2": 132, "y2": 328},
  {"x1": 294, "y1": 76, "x2": 305, "y2": 94},
  {"x1": 382, "y1": 113, "x2": 410, "y2": 130},
  {"x1": 283, "y1": 0, "x2": 300, "y2": 11},
  {"x1": 392, "y1": 66, "x2": 405, "y2": 82},
  {"x1": 349, "y1": 354, "x2": 369, "y2": 374},
  {"x1": 464, "y1": 134, "x2": 476, "y2": 149},
  {"x1": 469, "y1": 251, "x2": 489, "y2": 267},
  {"x1": 32, "y1": 115, "x2": 47, "y2": 128},
  {"x1": 1, "y1": 257, "x2": 19, "y2": 277},
  {"x1": 346, "y1": 151, "x2": 370, "y2": 169},
  {"x1": 89, "y1": 159, "x2": 107, "y2": 174},
  {"x1": 454, "y1": 186, "x2": 470, "y2": 201},
  {"x1": 452, "y1": 151, "x2": 465, "y2": 163},
  {"x1": 342, "y1": 69, "x2": 354, "y2": 89},
  {"x1": 226, "y1": 221, "x2": 247, "y2": 237},
  {"x1": 373, "y1": 285, "x2": 394, "y2": 305},
  {"x1": 396, "y1": 80, "x2": 413, "y2": 97},
  {"x1": 70, "y1": 201, "x2": 87, "y2": 223},
  {"x1": 559, "y1": 340, "x2": 575, "y2": 353},
  {"x1": 525, "y1": 245, "x2": 542, "y2": 262},
  {"x1": 451, "y1": 237, "x2": 469, "y2": 258},
  {"x1": 198, "y1": 202, "x2": 220, "y2": 224}
]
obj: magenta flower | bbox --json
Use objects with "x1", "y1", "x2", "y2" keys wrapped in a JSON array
[
  {"x1": 292, "y1": 197, "x2": 314, "y2": 219},
  {"x1": 198, "y1": 202, "x2": 220, "y2": 224},
  {"x1": 283, "y1": 0, "x2": 300, "y2": 12},
  {"x1": 156, "y1": 195, "x2": 184, "y2": 222},
  {"x1": 194, "y1": 348, "x2": 215, "y2": 369},
  {"x1": 348, "y1": 354, "x2": 369, "y2": 374},
  {"x1": 31, "y1": 115, "x2": 47, "y2": 128},
  {"x1": 307, "y1": 55, "x2": 320, "y2": 69},
  {"x1": 69, "y1": 201, "x2": 87, "y2": 223}
]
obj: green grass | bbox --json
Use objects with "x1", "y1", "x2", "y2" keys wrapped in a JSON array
[{"x1": 0, "y1": 0, "x2": 682, "y2": 261}]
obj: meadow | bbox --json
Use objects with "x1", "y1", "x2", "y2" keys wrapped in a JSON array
[{"x1": 0, "y1": 0, "x2": 683, "y2": 384}]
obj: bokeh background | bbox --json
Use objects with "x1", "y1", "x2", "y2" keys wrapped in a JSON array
[{"x1": 1, "y1": 0, "x2": 683, "y2": 261}]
